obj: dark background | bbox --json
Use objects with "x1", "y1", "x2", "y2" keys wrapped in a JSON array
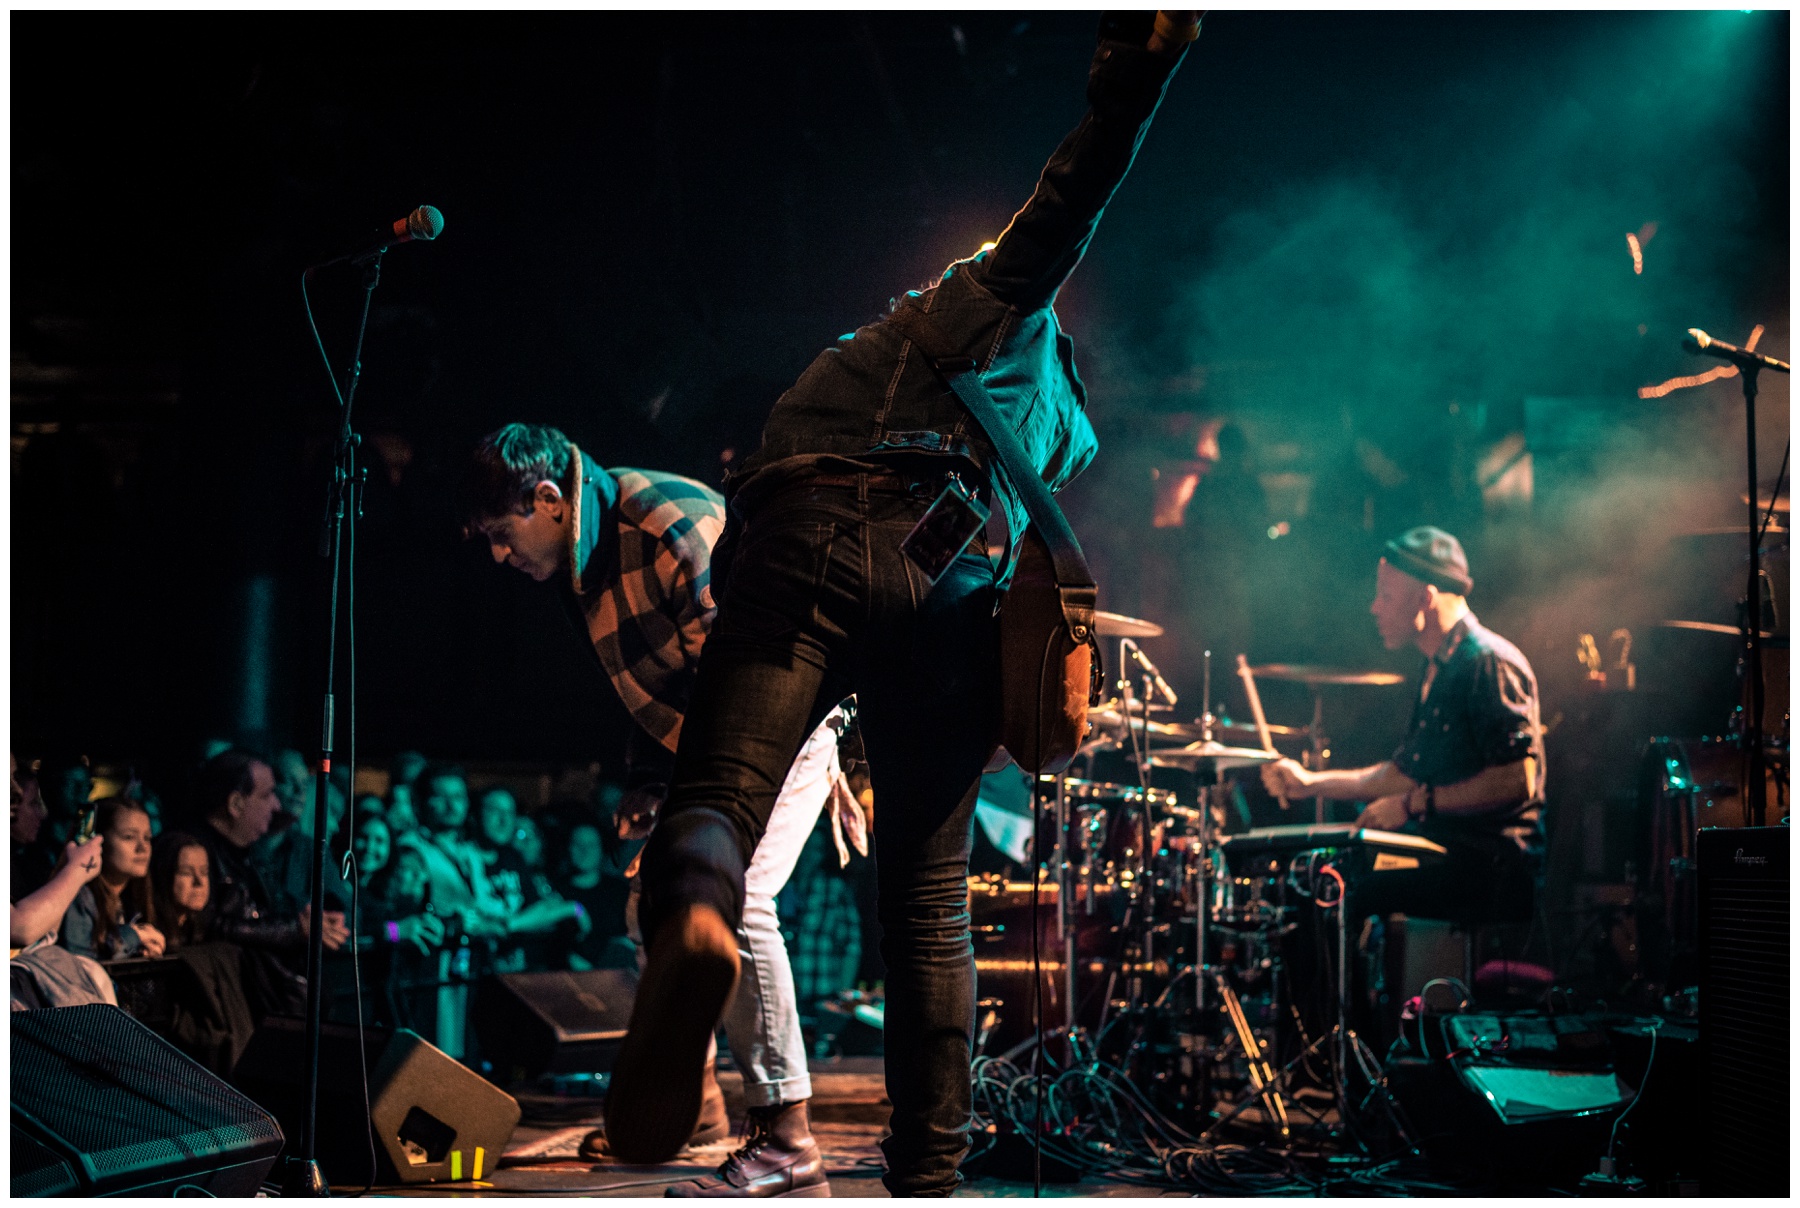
[{"x1": 12, "y1": 10, "x2": 1789, "y2": 854}]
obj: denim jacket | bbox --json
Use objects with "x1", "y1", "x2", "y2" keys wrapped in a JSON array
[{"x1": 731, "y1": 32, "x2": 1187, "y2": 586}]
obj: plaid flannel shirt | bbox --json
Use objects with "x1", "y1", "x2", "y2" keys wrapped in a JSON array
[{"x1": 569, "y1": 448, "x2": 726, "y2": 753}]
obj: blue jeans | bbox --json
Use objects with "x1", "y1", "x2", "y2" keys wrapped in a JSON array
[{"x1": 642, "y1": 467, "x2": 999, "y2": 1196}]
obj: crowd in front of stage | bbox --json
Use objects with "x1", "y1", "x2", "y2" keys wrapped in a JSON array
[{"x1": 11, "y1": 745, "x2": 871, "y2": 1074}]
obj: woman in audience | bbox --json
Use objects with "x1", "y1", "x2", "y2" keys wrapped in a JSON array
[
  {"x1": 353, "y1": 812, "x2": 391, "y2": 884},
  {"x1": 148, "y1": 832, "x2": 213, "y2": 951},
  {"x1": 60, "y1": 797, "x2": 167, "y2": 960}
]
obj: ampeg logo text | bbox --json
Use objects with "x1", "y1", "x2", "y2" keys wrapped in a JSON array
[{"x1": 1734, "y1": 847, "x2": 1770, "y2": 866}]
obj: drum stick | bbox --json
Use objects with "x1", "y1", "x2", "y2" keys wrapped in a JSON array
[{"x1": 1236, "y1": 655, "x2": 1290, "y2": 810}]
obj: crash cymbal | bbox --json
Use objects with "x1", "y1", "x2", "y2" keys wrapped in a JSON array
[
  {"x1": 1212, "y1": 719, "x2": 1311, "y2": 740},
  {"x1": 1248, "y1": 663, "x2": 1405, "y2": 687},
  {"x1": 1147, "y1": 741, "x2": 1283, "y2": 771},
  {"x1": 1094, "y1": 610, "x2": 1165, "y2": 638},
  {"x1": 1660, "y1": 619, "x2": 1786, "y2": 646},
  {"x1": 1679, "y1": 525, "x2": 1790, "y2": 538}
]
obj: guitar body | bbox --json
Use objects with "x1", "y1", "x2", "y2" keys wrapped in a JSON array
[{"x1": 998, "y1": 529, "x2": 1099, "y2": 774}]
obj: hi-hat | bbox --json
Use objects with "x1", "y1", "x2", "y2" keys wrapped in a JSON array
[
  {"x1": 1095, "y1": 611, "x2": 1165, "y2": 638},
  {"x1": 1248, "y1": 664, "x2": 1404, "y2": 687},
  {"x1": 1148, "y1": 741, "x2": 1283, "y2": 771}
]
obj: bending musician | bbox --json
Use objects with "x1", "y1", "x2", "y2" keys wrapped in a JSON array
[{"x1": 1260, "y1": 526, "x2": 1544, "y2": 922}]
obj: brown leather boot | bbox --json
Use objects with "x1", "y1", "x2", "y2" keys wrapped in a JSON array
[
  {"x1": 665, "y1": 1102, "x2": 828, "y2": 1198},
  {"x1": 604, "y1": 904, "x2": 741, "y2": 1163}
]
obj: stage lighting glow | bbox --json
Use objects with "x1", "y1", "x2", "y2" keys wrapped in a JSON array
[
  {"x1": 979, "y1": 241, "x2": 997, "y2": 253},
  {"x1": 1626, "y1": 232, "x2": 1643, "y2": 274}
]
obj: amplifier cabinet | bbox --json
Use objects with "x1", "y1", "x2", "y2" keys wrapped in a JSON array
[{"x1": 1698, "y1": 825, "x2": 1788, "y2": 1197}]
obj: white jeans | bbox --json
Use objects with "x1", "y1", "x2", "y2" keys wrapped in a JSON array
[{"x1": 714, "y1": 709, "x2": 844, "y2": 1107}]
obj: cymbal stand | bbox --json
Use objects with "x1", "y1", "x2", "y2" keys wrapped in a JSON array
[
  {"x1": 1307, "y1": 689, "x2": 1328, "y2": 824},
  {"x1": 1117, "y1": 645, "x2": 1158, "y2": 973}
]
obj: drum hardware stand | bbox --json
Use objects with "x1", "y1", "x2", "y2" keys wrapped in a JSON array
[{"x1": 1214, "y1": 970, "x2": 1291, "y2": 1137}]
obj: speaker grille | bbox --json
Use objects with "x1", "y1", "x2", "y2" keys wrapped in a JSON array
[
  {"x1": 11, "y1": 1004, "x2": 283, "y2": 1194},
  {"x1": 1699, "y1": 826, "x2": 1788, "y2": 1197},
  {"x1": 11, "y1": 1123, "x2": 80, "y2": 1197}
]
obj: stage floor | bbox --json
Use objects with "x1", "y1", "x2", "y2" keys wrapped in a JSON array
[{"x1": 336, "y1": 1058, "x2": 1181, "y2": 1198}]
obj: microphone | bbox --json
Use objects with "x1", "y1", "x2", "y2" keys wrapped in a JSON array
[
  {"x1": 309, "y1": 205, "x2": 445, "y2": 270},
  {"x1": 1122, "y1": 639, "x2": 1179, "y2": 706},
  {"x1": 1684, "y1": 328, "x2": 1790, "y2": 374}
]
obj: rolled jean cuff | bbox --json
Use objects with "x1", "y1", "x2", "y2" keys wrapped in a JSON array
[
  {"x1": 741, "y1": 1071, "x2": 813, "y2": 1110},
  {"x1": 640, "y1": 807, "x2": 748, "y2": 940}
]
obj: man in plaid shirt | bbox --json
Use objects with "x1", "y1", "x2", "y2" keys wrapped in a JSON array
[{"x1": 469, "y1": 424, "x2": 858, "y2": 1196}]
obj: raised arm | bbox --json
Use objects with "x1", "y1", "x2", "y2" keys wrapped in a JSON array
[
  {"x1": 10, "y1": 835, "x2": 104, "y2": 948},
  {"x1": 971, "y1": 11, "x2": 1200, "y2": 311}
]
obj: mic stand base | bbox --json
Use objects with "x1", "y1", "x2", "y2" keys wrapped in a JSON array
[{"x1": 280, "y1": 1156, "x2": 330, "y2": 1197}]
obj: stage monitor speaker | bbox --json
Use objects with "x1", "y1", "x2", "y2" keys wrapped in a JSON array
[
  {"x1": 1698, "y1": 824, "x2": 1788, "y2": 1197},
  {"x1": 11, "y1": 1003, "x2": 285, "y2": 1198},
  {"x1": 369, "y1": 1028, "x2": 522, "y2": 1185},
  {"x1": 232, "y1": 1017, "x2": 520, "y2": 1187},
  {"x1": 473, "y1": 967, "x2": 638, "y2": 1079}
]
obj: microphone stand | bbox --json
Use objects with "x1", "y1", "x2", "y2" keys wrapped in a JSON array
[
  {"x1": 282, "y1": 251, "x2": 379, "y2": 1198},
  {"x1": 1737, "y1": 363, "x2": 1767, "y2": 826}
]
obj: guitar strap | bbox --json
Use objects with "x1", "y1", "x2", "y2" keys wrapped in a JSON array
[{"x1": 882, "y1": 304, "x2": 1098, "y2": 645}]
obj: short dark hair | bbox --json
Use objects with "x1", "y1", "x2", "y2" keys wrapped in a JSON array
[
  {"x1": 197, "y1": 748, "x2": 265, "y2": 822},
  {"x1": 420, "y1": 763, "x2": 467, "y2": 794},
  {"x1": 467, "y1": 424, "x2": 574, "y2": 522}
]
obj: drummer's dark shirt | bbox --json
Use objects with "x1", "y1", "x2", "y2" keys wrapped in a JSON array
[{"x1": 1392, "y1": 614, "x2": 1546, "y2": 856}]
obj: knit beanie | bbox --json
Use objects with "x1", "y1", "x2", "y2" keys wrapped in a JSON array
[{"x1": 1382, "y1": 526, "x2": 1473, "y2": 595}]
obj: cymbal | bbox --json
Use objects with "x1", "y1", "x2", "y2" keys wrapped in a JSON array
[
  {"x1": 1095, "y1": 610, "x2": 1165, "y2": 638},
  {"x1": 1678, "y1": 525, "x2": 1790, "y2": 538},
  {"x1": 1086, "y1": 706, "x2": 1208, "y2": 742},
  {"x1": 1248, "y1": 663, "x2": 1405, "y2": 687},
  {"x1": 1660, "y1": 619, "x2": 1785, "y2": 644},
  {"x1": 1148, "y1": 741, "x2": 1283, "y2": 771},
  {"x1": 1212, "y1": 719, "x2": 1312, "y2": 740}
]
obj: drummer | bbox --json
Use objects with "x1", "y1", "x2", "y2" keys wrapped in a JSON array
[{"x1": 1260, "y1": 527, "x2": 1544, "y2": 922}]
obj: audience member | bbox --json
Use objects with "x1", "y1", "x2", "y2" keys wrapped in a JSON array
[
  {"x1": 513, "y1": 814, "x2": 547, "y2": 873},
  {"x1": 149, "y1": 832, "x2": 213, "y2": 951},
  {"x1": 60, "y1": 797, "x2": 167, "y2": 960},
  {"x1": 272, "y1": 748, "x2": 313, "y2": 817},
  {"x1": 361, "y1": 824, "x2": 444, "y2": 952},
  {"x1": 390, "y1": 750, "x2": 428, "y2": 803},
  {"x1": 192, "y1": 748, "x2": 347, "y2": 1018},
  {"x1": 352, "y1": 813, "x2": 392, "y2": 885},
  {"x1": 397, "y1": 765, "x2": 508, "y2": 940},
  {"x1": 555, "y1": 820, "x2": 628, "y2": 970},
  {"x1": 254, "y1": 764, "x2": 352, "y2": 920},
  {"x1": 474, "y1": 786, "x2": 583, "y2": 970},
  {"x1": 355, "y1": 792, "x2": 386, "y2": 821},
  {"x1": 12, "y1": 757, "x2": 58, "y2": 899},
  {"x1": 40, "y1": 754, "x2": 93, "y2": 850},
  {"x1": 12, "y1": 755, "x2": 108, "y2": 949},
  {"x1": 384, "y1": 781, "x2": 420, "y2": 839}
]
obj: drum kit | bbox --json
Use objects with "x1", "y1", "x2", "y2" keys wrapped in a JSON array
[{"x1": 970, "y1": 609, "x2": 1436, "y2": 1136}]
